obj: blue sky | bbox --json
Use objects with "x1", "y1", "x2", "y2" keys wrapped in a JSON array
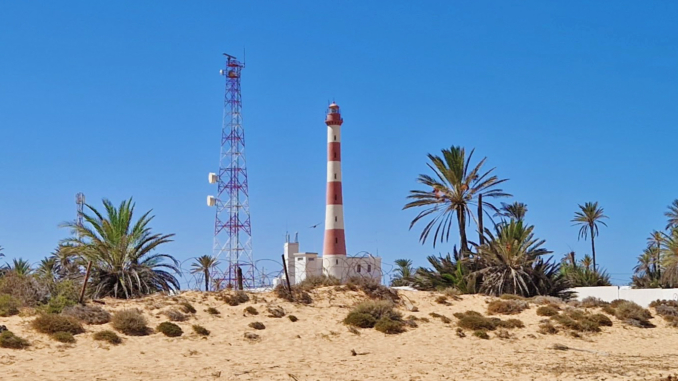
[{"x1": 1, "y1": 1, "x2": 677, "y2": 286}]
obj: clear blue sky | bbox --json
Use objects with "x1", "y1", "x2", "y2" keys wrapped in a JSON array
[{"x1": 1, "y1": 1, "x2": 677, "y2": 286}]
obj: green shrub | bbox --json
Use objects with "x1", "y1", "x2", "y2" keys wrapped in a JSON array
[
  {"x1": 62, "y1": 305, "x2": 111, "y2": 325},
  {"x1": 374, "y1": 317, "x2": 405, "y2": 334},
  {"x1": 0, "y1": 330, "x2": 29, "y2": 349},
  {"x1": 111, "y1": 309, "x2": 150, "y2": 336},
  {"x1": 537, "y1": 306, "x2": 559, "y2": 317},
  {"x1": 487, "y1": 299, "x2": 528, "y2": 315},
  {"x1": 344, "y1": 312, "x2": 377, "y2": 328},
  {"x1": 538, "y1": 322, "x2": 558, "y2": 334},
  {"x1": 0, "y1": 272, "x2": 49, "y2": 307},
  {"x1": 473, "y1": 330, "x2": 489, "y2": 339},
  {"x1": 41, "y1": 280, "x2": 79, "y2": 314},
  {"x1": 0, "y1": 294, "x2": 20, "y2": 317},
  {"x1": 31, "y1": 313, "x2": 84, "y2": 335},
  {"x1": 551, "y1": 309, "x2": 604, "y2": 333},
  {"x1": 51, "y1": 331, "x2": 75, "y2": 343},
  {"x1": 157, "y1": 322, "x2": 183, "y2": 337},
  {"x1": 288, "y1": 315, "x2": 298, "y2": 322},
  {"x1": 457, "y1": 314, "x2": 496, "y2": 331},
  {"x1": 192, "y1": 325, "x2": 210, "y2": 336},
  {"x1": 164, "y1": 309, "x2": 188, "y2": 322},
  {"x1": 248, "y1": 322, "x2": 265, "y2": 330},
  {"x1": 614, "y1": 301, "x2": 653, "y2": 328},
  {"x1": 179, "y1": 302, "x2": 196, "y2": 314},
  {"x1": 244, "y1": 306, "x2": 258, "y2": 315},
  {"x1": 344, "y1": 300, "x2": 402, "y2": 329},
  {"x1": 93, "y1": 330, "x2": 122, "y2": 344}
]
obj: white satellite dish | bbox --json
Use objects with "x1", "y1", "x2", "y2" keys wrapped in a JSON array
[
  {"x1": 207, "y1": 195, "x2": 216, "y2": 207},
  {"x1": 208, "y1": 173, "x2": 218, "y2": 184}
]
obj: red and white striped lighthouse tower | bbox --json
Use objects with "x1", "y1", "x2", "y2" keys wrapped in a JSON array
[{"x1": 323, "y1": 103, "x2": 347, "y2": 279}]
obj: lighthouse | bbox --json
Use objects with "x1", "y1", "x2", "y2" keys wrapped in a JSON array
[{"x1": 323, "y1": 103, "x2": 347, "y2": 279}]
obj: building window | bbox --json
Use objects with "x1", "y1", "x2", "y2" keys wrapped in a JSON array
[
  {"x1": 334, "y1": 195, "x2": 337, "y2": 201},
  {"x1": 367, "y1": 264, "x2": 372, "y2": 273},
  {"x1": 335, "y1": 216, "x2": 337, "y2": 222},
  {"x1": 297, "y1": 258, "x2": 303, "y2": 261},
  {"x1": 334, "y1": 174, "x2": 337, "y2": 179},
  {"x1": 308, "y1": 258, "x2": 314, "y2": 261},
  {"x1": 335, "y1": 238, "x2": 338, "y2": 243},
  {"x1": 335, "y1": 259, "x2": 338, "y2": 265},
  {"x1": 357, "y1": 264, "x2": 361, "y2": 273},
  {"x1": 334, "y1": 135, "x2": 336, "y2": 141}
]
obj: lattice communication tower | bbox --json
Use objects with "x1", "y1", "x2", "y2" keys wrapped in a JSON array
[{"x1": 207, "y1": 53, "x2": 254, "y2": 288}]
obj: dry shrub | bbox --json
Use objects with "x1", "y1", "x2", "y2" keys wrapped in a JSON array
[
  {"x1": 179, "y1": 302, "x2": 196, "y2": 314},
  {"x1": 602, "y1": 305, "x2": 616, "y2": 315},
  {"x1": 93, "y1": 330, "x2": 121, "y2": 344},
  {"x1": 441, "y1": 288, "x2": 462, "y2": 300},
  {"x1": 473, "y1": 330, "x2": 489, "y2": 339},
  {"x1": 344, "y1": 312, "x2": 376, "y2": 328},
  {"x1": 538, "y1": 322, "x2": 558, "y2": 334},
  {"x1": 244, "y1": 306, "x2": 258, "y2": 316},
  {"x1": 500, "y1": 294, "x2": 526, "y2": 301},
  {"x1": 244, "y1": 332, "x2": 260, "y2": 341},
  {"x1": 112, "y1": 309, "x2": 151, "y2": 336},
  {"x1": 346, "y1": 277, "x2": 399, "y2": 302},
  {"x1": 206, "y1": 307, "x2": 220, "y2": 315},
  {"x1": 550, "y1": 309, "x2": 605, "y2": 333},
  {"x1": 403, "y1": 318, "x2": 418, "y2": 328},
  {"x1": 274, "y1": 285, "x2": 312, "y2": 305},
  {"x1": 435, "y1": 295, "x2": 449, "y2": 305},
  {"x1": 487, "y1": 299, "x2": 529, "y2": 315},
  {"x1": 164, "y1": 309, "x2": 188, "y2": 322},
  {"x1": 62, "y1": 305, "x2": 111, "y2": 325},
  {"x1": 650, "y1": 299, "x2": 678, "y2": 309},
  {"x1": 496, "y1": 318, "x2": 525, "y2": 329},
  {"x1": 537, "y1": 306, "x2": 559, "y2": 317},
  {"x1": 656, "y1": 305, "x2": 678, "y2": 317},
  {"x1": 249, "y1": 322, "x2": 266, "y2": 330},
  {"x1": 429, "y1": 312, "x2": 452, "y2": 323},
  {"x1": 0, "y1": 330, "x2": 29, "y2": 349},
  {"x1": 344, "y1": 300, "x2": 402, "y2": 330},
  {"x1": 610, "y1": 299, "x2": 626, "y2": 308},
  {"x1": 298, "y1": 275, "x2": 340, "y2": 290},
  {"x1": 580, "y1": 297, "x2": 609, "y2": 308},
  {"x1": 496, "y1": 329, "x2": 512, "y2": 339},
  {"x1": 590, "y1": 313, "x2": 613, "y2": 327},
  {"x1": 531, "y1": 296, "x2": 564, "y2": 306},
  {"x1": 455, "y1": 327, "x2": 466, "y2": 337},
  {"x1": 0, "y1": 272, "x2": 49, "y2": 307},
  {"x1": 288, "y1": 315, "x2": 298, "y2": 322},
  {"x1": 267, "y1": 305, "x2": 286, "y2": 318},
  {"x1": 456, "y1": 312, "x2": 496, "y2": 331},
  {"x1": 220, "y1": 291, "x2": 250, "y2": 306},
  {"x1": 52, "y1": 331, "x2": 75, "y2": 343},
  {"x1": 32, "y1": 313, "x2": 84, "y2": 335},
  {"x1": 614, "y1": 301, "x2": 654, "y2": 328},
  {"x1": 157, "y1": 322, "x2": 183, "y2": 337},
  {"x1": 192, "y1": 325, "x2": 210, "y2": 336},
  {"x1": 374, "y1": 317, "x2": 405, "y2": 334},
  {"x1": 0, "y1": 294, "x2": 20, "y2": 317}
]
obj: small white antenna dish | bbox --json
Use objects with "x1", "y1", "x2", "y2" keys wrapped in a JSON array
[
  {"x1": 208, "y1": 173, "x2": 218, "y2": 184},
  {"x1": 207, "y1": 195, "x2": 216, "y2": 207}
]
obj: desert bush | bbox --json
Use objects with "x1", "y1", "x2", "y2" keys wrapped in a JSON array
[
  {"x1": 650, "y1": 299, "x2": 678, "y2": 308},
  {"x1": 288, "y1": 315, "x2": 298, "y2": 322},
  {"x1": 656, "y1": 305, "x2": 678, "y2": 317},
  {"x1": 602, "y1": 305, "x2": 616, "y2": 315},
  {"x1": 473, "y1": 330, "x2": 489, "y2": 339},
  {"x1": 0, "y1": 272, "x2": 49, "y2": 307},
  {"x1": 531, "y1": 296, "x2": 564, "y2": 306},
  {"x1": 441, "y1": 287, "x2": 462, "y2": 299},
  {"x1": 346, "y1": 276, "x2": 399, "y2": 302},
  {"x1": 41, "y1": 280, "x2": 80, "y2": 314},
  {"x1": 430, "y1": 312, "x2": 452, "y2": 323},
  {"x1": 298, "y1": 275, "x2": 340, "y2": 290},
  {"x1": 206, "y1": 307, "x2": 220, "y2": 315},
  {"x1": 157, "y1": 322, "x2": 183, "y2": 337},
  {"x1": 614, "y1": 301, "x2": 653, "y2": 328},
  {"x1": 244, "y1": 306, "x2": 258, "y2": 315},
  {"x1": 344, "y1": 312, "x2": 376, "y2": 328},
  {"x1": 499, "y1": 294, "x2": 526, "y2": 300},
  {"x1": 550, "y1": 310, "x2": 603, "y2": 333},
  {"x1": 374, "y1": 317, "x2": 405, "y2": 334},
  {"x1": 590, "y1": 313, "x2": 613, "y2": 327},
  {"x1": 538, "y1": 322, "x2": 558, "y2": 334},
  {"x1": 111, "y1": 309, "x2": 150, "y2": 336},
  {"x1": 51, "y1": 331, "x2": 75, "y2": 343},
  {"x1": 274, "y1": 284, "x2": 313, "y2": 304},
  {"x1": 610, "y1": 299, "x2": 626, "y2": 308},
  {"x1": 220, "y1": 291, "x2": 250, "y2": 306},
  {"x1": 164, "y1": 309, "x2": 188, "y2": 322},
  {"x1": 435, "y1": 295, "x2": 449, "y2": 305},
  {"x1": 344, "y1": 300, "x2": 402, "y2": 329},
  {"x1": 496, "y1": 318, "x2": 524, "y2": 329},
  {"x1": 537, "y1": 306, "x2": 559, "y2": 317},
  {"x1": 244, "y1": 332, "x2": 260, "y2": 341},
  {"x1": 93, "y1": 330, "x2": 122, "y2": 344},
  {"x1": 455, "y1": 327, "x2": 466, "y2": 337},
  {"x1": 0, "y1": 294, "x2": 20, "y2": 317},
  {"x1": 455, "y1": 311, "x2": 496, "y2": 331},
  {"x1": 496, "y1": 329, "x2": 512, "y2": 339},
  {"x1": 487, "y1": 299, "x2": 529, "y2": 315},
  {"x1": 179, "y1": 302, "x2": 196, "y2": 314},
  {"x1": 0, "y1": 330, "x2": 29, "y2": 349},
  {"x1": 248, "y1": 322, "x2": 265, "y2": 330},
  {"x1": 580, "y1": 297, "x2": 609, "y2": 308},
  {"x1": 62, "y1": 304, "x2": 111, "y2": 325},
  {"x1": 267, "y1": 305, "x2": 286, "y2": 318},
  {"x1": 192, "y1": 325, "x2": 210, "y2": 336},
  {"x1": 32, "y1": 313, "x2": 84, "y2": 335}
]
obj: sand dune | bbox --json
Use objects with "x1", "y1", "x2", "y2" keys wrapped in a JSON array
[{"x1": 1, "y1": 288, "x2": 677, "y2": 381}]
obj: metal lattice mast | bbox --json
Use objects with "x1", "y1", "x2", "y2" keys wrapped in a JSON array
[
  {"x1": 75, "y1": 193, "x2": 85, "y2": 236},
  {"x1": 208, "y1": 53, "x2": 253, "y2": 288}
]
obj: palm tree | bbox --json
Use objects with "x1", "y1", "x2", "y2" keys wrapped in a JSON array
[
  {"x1": 60, "y1": 198, "x2": 181, "y2": 299},
  {"x1": 471, "y1": 221, "x2": 566, "y2": 297},
  {"x1": 7, "y1": 258, "x2": 32, "y2": 276},
  {"x1": 390, "y1": 259, "x2": 415, "y2": 287},
  {"x1": 36, "y1": 256, "x2": 59, "y2": 281},
  {"x1": 496, "y1": 202, "x2": 528, "y2": 222},
  {"x1": 562, "y1": 254, "x2": 611, "y2": 287},
  {"x1": 404, "y1": 146, "x2": 510, "y2": 255},
  {"x1": 660, "y1": 228, "x2": 678, "y2": 287},
  {"x1": 632, "y1": 247, "x2": 662, "y2": 288},
  {"x1": 647, "y1": 230, "x2": 664, "y2": 279},
  {"x1": 190, "y1": 255, "x2": 220, "y2": 292},
  {"x1": 572, "y1": 202, "x2": 608, "y2": 272},
  {"x1": 665, "y1": 200, "x2": 678, "y2": 230}
]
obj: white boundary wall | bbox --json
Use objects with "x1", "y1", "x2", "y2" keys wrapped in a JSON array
[{"x1": 570, "y1": 286, "x2": 678, "y2": 307}]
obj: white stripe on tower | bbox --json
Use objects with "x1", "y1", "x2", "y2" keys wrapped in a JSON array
[{"x1": 323, "y1": 103, "x2": 346, "y2": 258}]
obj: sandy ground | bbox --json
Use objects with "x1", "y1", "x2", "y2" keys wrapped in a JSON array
[{"x1": 1, "y1": 288, "x2": 678, "y2": 381}]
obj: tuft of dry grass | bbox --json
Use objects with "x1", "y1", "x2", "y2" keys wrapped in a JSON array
[
  {"x1": 0, "y1": 330, "x2": 29, "y2": 349},
  {"x1": 249, "y1": 322, "x2": 266, "y2": 330},
  {"x1": 346, "y1": 277, "x2": 399, "y2": 302},
  {"x1": 179, "y1": 302, "x2": 196, "y2": 314},
  {"x1": 288, "y1": 315, "x2": 298, "y2": 322},
  {"x1": 531, "y1": 296, "x2": 564, "y2": 306},
  {"x1": 344, "y1": 300, "x2": 403, "y2": 333},
  {"x1": 375, "y1": 317, "x2": 405, "y2": 334},
  {"x1": 298, "y1": 275, "x2": 340, "y2": 290},
  {"x1": 32, "y1": 313, "x2": 84, "y2": 335},
  {"x1": 51, "y1": 331, "x2": 75, "y2": 343},
  {"x1": 580, "y1": 297, "x2": 609, "y2": 308},
  {"x1": 455, "y1": 327, "x2": 466, "y2": 337},
  {"x1": 244, "y1": 306, "x2": 259, "y2": 315},
  {"x1": 429, "y1": 312, "x2": 452, "y2": 324},
  {"x1": 62, "y1": 305, "x2": 111, "y2": 325},
  {"x1": 537, "y1": 306, "x2": 559, "y2": 317},
  {"x1": 156, "y1": 322, "x2": 183, "y2": 337},
  {"x1": 550, "y1": 309, "x2": 609, "y2": 333},
  {"x1": 93, "y1": 330, "x2": 122, "y2": 345},
  {"x1": 192, "y1": 325, "x2": 210, "y2": 336},
  {"x1": 538, "y1": 321, "x2": 559, "y2": 334},
  {"x1": 487, "y1": 299, "x2": 529, "y2": 315},
  {"x1": 455, "y1": 311, "x2": 524, "y2": 331},
  {"x1": 220, "y1": 291, "x2": 251, "y2": 306},
  {"x1": 274, "y1": 285, "x2": 313, "y2": 305},
  {"x1": 164, "y1": 309, "x2": 188, "y2": 322},
  {"x1": 267, "y1": 305, "x2": 286, "y2": 318},
  {"x1": 496, "y1": 329, "x2": 512, "y2": 339},
  {"x1": 499, "y1": 294, "x2": 526, "y2": 301},
  {"x1": 206, "y1": 307, "x2": 220, "y2": 315},
  {"x1": 435, "y1": 295, "x2": 449, "y2": 305},
  {"x1": 473, "y1": 330, "x2": 489, "y2": 339},
  {"x1": 244, "y1": 332, "x2": 260, "y2": 341},
  {"x1": 614, "y1": 301, "x2": 654, "y2": 328},
  {"x1": 112, "y1": 309, "x2": 151, "y2": 336}
]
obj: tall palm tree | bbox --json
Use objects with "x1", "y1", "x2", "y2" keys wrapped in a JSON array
[
  {"x1": 60, "y1": 198, "x2": 180, "y2": 299},
  {"x1": 647, "y1": 230, "x2": 664, "y2": 279},
  {"x1": 36, "y1": 256, "x2": 59, "y2": 281},
  {"x1": 572, "y1": 202, "x2": 608, "y2": 272},
  {"x1": 404, "y1": 146, "x2": 510, "y2": 255},
  {"x1": 665, "y1": 200, "x2": 678, "y2": 230},
  {"x1": 496, "y1": 201, "x2": 528, "y2": 222},
  {"x1": 190, "y1": 255, "x2": 220, "y2": 292},
  {"x1": 7, "y1": 258, "x2": 32, "y2": 276},
  {"x1": 390, "y1": 259, "x2": 415, "y2": 287}
]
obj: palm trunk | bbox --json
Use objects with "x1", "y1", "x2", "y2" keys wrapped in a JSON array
[
  {"x1": 478, "y1": 194, "x2": 484, "y2": 245},
  {"x1": 457, "y1": 207, "x2": 469, "y2": 257},
  {"x1": 204, "y1": 269, "x2": 210, "y2": 292},
  {"x1": 590, "y1": 224, "x2": 596, "y2": 273},
  {"x1": 657, "y1": 242, "x2": 661, "y2": 280}
]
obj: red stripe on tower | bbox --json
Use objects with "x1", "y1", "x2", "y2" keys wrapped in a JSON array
[{"x1": 323, "y1": 103, "x2": 346, "y2": 257}]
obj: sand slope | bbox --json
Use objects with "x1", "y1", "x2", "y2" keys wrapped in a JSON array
[{"x1": 1, "y1": 289, "x2": 678, "y2": 381}]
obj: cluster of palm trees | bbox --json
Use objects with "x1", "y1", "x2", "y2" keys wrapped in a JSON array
[
  {"x1": 632, "y1": 201, "x2": 678, "y2": 288},
  {"x1": 397, "y1": 145, "x2": 611, "y2": 296}
]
